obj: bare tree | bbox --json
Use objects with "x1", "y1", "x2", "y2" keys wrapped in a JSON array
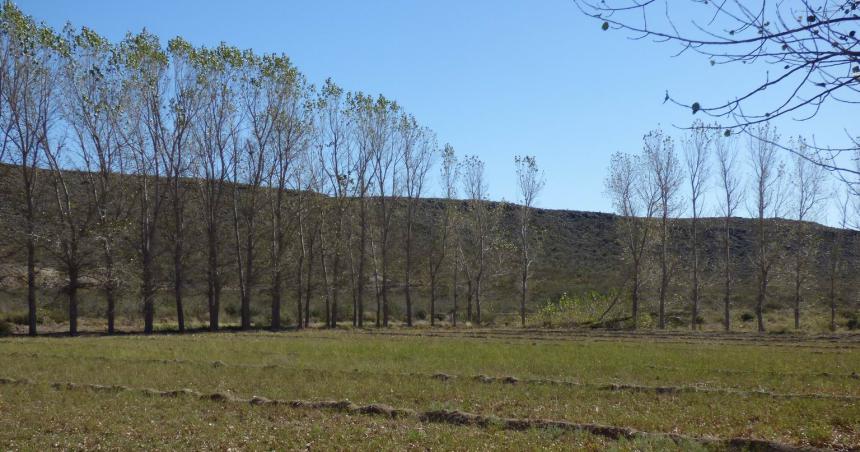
[
  {"x1": 292, "y1": 186, "x2": 307, "y2": 328},
  {"x1": 264, "y1": 55, "x2": 309, "y2": 330},
  {"x1": 359, "y1": 94, "x2": 399, "y2": 327},
  {"x1": 1, "y1": 4, "x2": 60, "y2": 336},
  {"x1": 293, "y1": 155, "x2": 318, "y2": 328},
  {"x1": 347, "y1": 91, "x2": 377, "y2": 328},
  {"x1": 47, "y1": 27, "x2": 95, "y2": 337},
  {"x1": 233, "y1": 48, "x2": 276, "y2": 331},
  {"x1": 428, "y1": 144, "x2": 457, "y2": 326},
  {"x1": 714, "y1": 133, "x2": 742, "y2": 331},
  {"x1": 401, "y1": 117, "x2": 434, "y2": 326},
  {"x1": 118, "y1": 31, "x2": 173, "y2": 335},
  {"x1": 44, "y1": 139, "x2": 93, "y2": 336},
  {"x1": 827, "y1": 187, "x2": 852, "y2": 331},
  {"x1": 644, "y1": 129, "x2": 682, "y2": 329},
  {"x1": 574, "y1": 1, "x2": 860, "y2": 185},
  {"x1": 316, "y1": 79, "x2": 352, "y2": 328},
  {"x1": 309, "y1": 139, "x2": 337, "y2": 328},
  {"x1": 514, "y1": 155, "x2": 545, "y2": 327},
  {"x1": 158, "y1": 38, "x2": 201, "y2": 333},
  {"x1": 748, "y1": 123, "x2": 787, "y2": 333},
  {"x1": 450, "y1": 222, "x2": 463, "y2": 327},
  {"x1": 682, "y1": 122, "x2": 712, "y2": 330},
  {"x1": 190, "y1": 44, "x2": 241, "y2": 332},
  {"x1": 605, "y1": 151, "x2": 658, "y2": 328},
  {"x1": 62, "y1": 26, "x2": 130, "y2": 334},
  {"x1": 461, "y1": 154, "x2": 491, "y2": 325},
  {"x1": 788, "y1": 137, "x2": 828, "y2": 329}
]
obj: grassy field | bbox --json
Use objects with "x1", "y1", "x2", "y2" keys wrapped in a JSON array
[{"x1": 1, "y1": 329, "x2": 859, "y2": 451}]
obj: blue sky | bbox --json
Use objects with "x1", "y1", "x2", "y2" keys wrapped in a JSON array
[{"x1": 19, "y1": 0, "x2": 855, "y2": 222}]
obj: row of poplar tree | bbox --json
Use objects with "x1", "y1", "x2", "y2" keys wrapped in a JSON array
[
  {"x1": 606, "y1": 122, "x2": 855, "y2": 332},
  {"x1": 0, "y1": 4, "x2": 546, "y2": 336}
]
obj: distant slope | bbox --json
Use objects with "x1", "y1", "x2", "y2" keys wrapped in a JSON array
[{"x1": 0, "y1": 164, "x2": 857, "y2": 325}]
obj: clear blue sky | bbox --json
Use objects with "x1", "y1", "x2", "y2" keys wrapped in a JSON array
[{"x1": 19, "y1": 0, "x2": 855, "y2": 221}]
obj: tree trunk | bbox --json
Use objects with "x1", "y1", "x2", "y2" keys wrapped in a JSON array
[
  {"x1": 452, "y1": 264, "x2": 459, "y2": 327},
  {"x1": 304, "y1": 231, "x2": 316, "y2": 328},
  {"x1": 466, "y1": 280, "x2": 473, "y2": 324},
  {"x1": 102, "y1": 240, "x2": 116, "y2": 335},
  {"x1": 723, "y1": 218, "x2": 731, "y2": 332},
  {"x1": 475, "y1": 278, "x2": 482, "y2": 326},
  {"x1": 381, "y1": 231, "x2": 390, "y2": 328},
  {"x1": 207, "y1": 228, "x2": 220, "y2": 332},
  {"x1": 429, "y1": 273, "x2": 437, "y2": 327},
  {"x1": 405, "y1": 204, "x2": 414, "y2": 327},
  {"x1": 520, "y1": 217, "x2": 529, "y2": 328},
  {"x1": 691, "y1": 216, "x2": 699, "y2": 331},
  {"x1": 756, "y1": 270, "x2": 767, "y2": 333},
  {"x1": 26, "y1": 232, "x2": 36, "y2": 337},
  {"x1": 173, "y1": 187, "x2": 185, "y2": 333},
  {"x1": 520, "y1": 264, "x2": 527, "y2": 327},
  {"x1": 142, "y1": 246, "x2": 155, "y2": 335},
  {"x1": 374, "y1": 272, "x2": 381, "y2": 328},
  {"x1": 331, "y1": 255, "x2": 340, "y2": 329},
  {"x1": 829, "y1": 264, "x2": 837, "y2": 332},
  {"x1": 241, "y1": 228, "x2": 254, "y2": 330},
  {"x1": 631, "y1": 263, "x2": 640, "y2": 329},
  {"x1": 106, "y1": 284, "x2": 116, "y2": 335},
  {"x1": 295, "y1": 251, "x2": 304, "y2": 330},
  {"x1": 357, "y1": 201, "x2": 367, "y2": 327},
  {"x1": 658, "y1": 214, "x2": 668, "y2": 329},
  {"x1": 756, "y1": 216, "x2": 767, "y2": 333},
  {"x1": 271, "y1": 268, "x2": 282, "y2": 330},
  {"x1": 271, "y1": 207, "x2": 283, "y2": 331},
  {"x1": 319, "y1": 235, "x2": 331, "y2": 328},
  {"x1": 347, "y1": 228, "x2": 358, "y2": 328},
  {"x1": 174, "y1": 243, "x2": 185, "y2": 333},
  {"x1": 794, "y1": 261, "x2": 802, "y2": 330},
  {"x1": 476, "y1": 236, "x2": 484, "y2": 326},
  {"x1": 68, "y1": 266, "x2": 79, "y2": 337}
]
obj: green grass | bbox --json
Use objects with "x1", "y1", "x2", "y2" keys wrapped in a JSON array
[{"x1": 1, "y1": 330, "x2": 858, "y2": 450}]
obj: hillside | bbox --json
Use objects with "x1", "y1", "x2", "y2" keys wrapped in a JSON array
[{"x1": 0, "y1": 164, "x2": 858, "y2": 329}]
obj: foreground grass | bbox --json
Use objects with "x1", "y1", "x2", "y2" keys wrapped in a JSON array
[
  {"x1": 3, "y1": 385, "x2": 686, "y2": 451},
  {"x1": 1, "y1": 329, "x2": 858, "y2": 450}
]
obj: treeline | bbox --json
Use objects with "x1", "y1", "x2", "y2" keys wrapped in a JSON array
[
  {"x1": 606, "y1": 123, "x2": 856, "y2": 332},
  {"x1": 0, "y1": 4, "x2": 546, "y2": 336}
]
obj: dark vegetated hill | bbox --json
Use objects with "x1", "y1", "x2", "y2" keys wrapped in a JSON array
[{"x1": 0, "y1": 164, "x2": 857, "y2": 325}]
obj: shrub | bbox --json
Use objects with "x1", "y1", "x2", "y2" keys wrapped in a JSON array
[
  {"x1": 224, "y1": 304, "x2": 239, "y2": 317},
  {"x1": 252, "y1": 312, "x2": 271, "y2": 327},
  {"x1": 527, "y1": 290, "x2": 622, "y2": 328},
  {"x1": 362, "y1": 311, "x2": 376, "y2": 323},
  {"x1": 637, "y1": 312, "x2": 655, "y2": 329},
  {"x1": 387, "y1": 302, "x2": 402, "y2": 319},
  {"x1": 480, "y1": 311, "x2": 497, "y2": 326},
  {"x1": 843, "y1": 311, "x2": 859, "y2": 330},
  {"x1": 0, "y1": 319, "x2": 11, "y2": 336},
  {"x1": 5, "y1": 311, "x2": 30, "y2": 325},
  {"x1": 740, "y1": 312, "x2": 755, "y2": 322},
  {"x1": 279, "y1": 312, "x2": 294, "y2": 326},
  {"x1": 666, "y1": 316, "x2": 686, "y2": 328},
  {"x1": 416, "y1": 309, "x2": 427, "y2": 321}
]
